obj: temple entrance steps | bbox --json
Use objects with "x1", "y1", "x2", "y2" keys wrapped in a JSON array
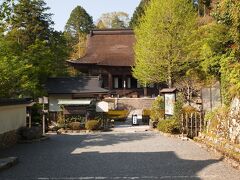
[{"x1": 113, "y1": 109, "x2": 150, "y2": 133}]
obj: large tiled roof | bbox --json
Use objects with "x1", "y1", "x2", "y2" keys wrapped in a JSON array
[
  {"x1": 45, "y1": 76, "x2": 109, "y2": 94},
  {"x1": 67, "y1": 29, "x2": 135, "y2": 67}
]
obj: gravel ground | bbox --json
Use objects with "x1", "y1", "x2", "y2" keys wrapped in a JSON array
[{"x1": 0, "y1": 131, "x2": 240, "y2": 180}]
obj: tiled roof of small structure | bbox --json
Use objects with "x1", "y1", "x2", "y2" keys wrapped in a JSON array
[
  {"x1": 45, "y1": 76, "x2": 109, "y2": 94},
  {"x1": 67, "y1": 29, "x2": 135, "y2": 67},
  {"x1": 0, "y1": 98, "x2": 32, "y2": 106}
]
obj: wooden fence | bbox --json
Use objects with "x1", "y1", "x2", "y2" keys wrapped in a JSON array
[{"x1": 181, "y1": 112, "x2": 205, "y2": 138}]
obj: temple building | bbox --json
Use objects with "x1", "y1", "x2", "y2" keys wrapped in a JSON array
[{"x1": 67, "y1": 29, "x2": 159, "y2": 98}]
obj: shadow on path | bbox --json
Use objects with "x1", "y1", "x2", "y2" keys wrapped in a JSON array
[{"x1": 0, "y1": 133, "x2": 235, "y2": 180}]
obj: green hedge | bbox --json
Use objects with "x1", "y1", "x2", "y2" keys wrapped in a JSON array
[
  {"x1": 142, "y1": 109, "x2": 151, "y2": 116},
  {"x1": 157, "y1": 119, "x2": 180, "y2": 134},
  {"x1": 107, "y1": 110, "x2": 129, "y2": 121},
  {"x1": 85, "y1": 120, "x2": 100, "y2": 131}
]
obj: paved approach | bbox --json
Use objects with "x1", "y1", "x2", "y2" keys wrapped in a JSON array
[{"x1": 0, "y1": 131, "x2": 240, "y2": 180}]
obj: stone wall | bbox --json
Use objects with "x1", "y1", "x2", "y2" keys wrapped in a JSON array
[
  {"x1": 203, "y1": 97, "x2": 240, "y2": 144},
  {"x1": 196, "y1": 97, "x2": 240, "y2": 163},
  {"x1": 195, "y1": 134, "x2": 240, "y2": 169},
  {"x1": 229, "y1": 98, "x2": 240, "y2": 144},
  {"x1": 105, "y1": 98, "x2": 155, "y2": 110}
]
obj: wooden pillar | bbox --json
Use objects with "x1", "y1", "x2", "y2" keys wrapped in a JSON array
[
  {"x1": 123, "y1": 74, "x2": 126, "y2": 97},
  {"x1": 29, "y1": 109, "x2": 32, "y2": 128},
  {"x1": 144, "y1": 86, "x2": 148, "y2": 97},
  {"x1": 108, "y1": 72, "x2": 113, "y2": 90}
]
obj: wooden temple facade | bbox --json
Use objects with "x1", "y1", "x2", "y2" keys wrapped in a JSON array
[{"x1": 67, "y1": 29, "x2": 159, "y2": 98}]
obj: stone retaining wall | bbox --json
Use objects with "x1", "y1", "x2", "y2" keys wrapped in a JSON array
[
  {"x1": 195, "y1": 134, "x2": 240, "y2": 169},
  {"x1": 229, "y1": 98, "x2": 240, "y2": 143},
  {"x1": 105, "y1": 98, "x2": 155, "y2": 110}
]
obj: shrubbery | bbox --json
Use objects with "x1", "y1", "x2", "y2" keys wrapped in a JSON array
[
  {"x1": 204, "y1": 106, "x2": 229, "y2": 138},
  {"x1": 150, "y1": 96, "x2": 165, "y2": 122},
  {"x1": 68, "y1": 122, "x2": 81, "y2": 130},
  {"x1": 85, "y1": 120, "x2": 100, "y2": 130},
  {"x1": 156, "y1": 93, "x2": 185, "y2": 134},
  {"x1": 142, "y1": 109, "x2": 151, "y2": 116},
  {"x1": 107, "y1": 110, "x2": 129, "y2": 121},
  {"x1": 18, "y1": 126, "x2": 42, "y2": 140},
  {"x1": 157, "y1": 119, "x2": 180, "y2": 134}
]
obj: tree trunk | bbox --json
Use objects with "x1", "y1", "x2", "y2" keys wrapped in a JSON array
[
  {"x1": 78, "y1": 32, "x2": 81, "y2": 58},
  {"x1": 168, "y1": 66, "x2": 172, "y2": 88},
  {"x1": 187, "y1": 84, "x2": 190, "y2": 105},
  {"x1": 144, "y1": 82, "x2": 147, "y2": 97}
]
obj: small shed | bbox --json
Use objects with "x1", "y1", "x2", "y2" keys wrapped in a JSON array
[
  {"x1": 0, "y1": 99, "x2": 32, "y2": 148},
  {"x1": 45, "y1": 76, "x2": 109, "y2": 121}
]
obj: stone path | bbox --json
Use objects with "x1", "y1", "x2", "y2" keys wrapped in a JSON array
[{"x1": 1, "y1": 130, "x2": 240, "y2": 179}]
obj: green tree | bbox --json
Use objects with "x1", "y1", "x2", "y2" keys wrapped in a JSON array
[
  {"x1": 214, "y1": 0, "x2": 240, "y2": 101},
  {"x1": 198, "y1": 22, "x2": 228, "y2": 80},
  {"x1": 64, "y1": 6, "x2": 94, "y2": 59},
  {"x1": 0, "y1": 0, "x2": 15, "y2": 32},
  {"x1": 96, "y1": 20, "x2": 106, "y2": 29},
  {"x1": 97, "y1": 12, "x2": 129, "y2": 29},
  {"x1": 199, "y1": 0, "x2": 240, "y2": 103},
  {"x1": 129, "y1": 0, "x2": 150, "y2": 28},
  {"x1": 133, "y1": 0, "x2": 198, "y2": 88},
  {"x1": 0, "y1": 0, "x2": 69, "y2": 98},
  {"x1": 10, "y1": 0, "x2": 53, "y2": 47},
  {"x1": 111, "y1": 16, "x2": 125, "y2": 29}
]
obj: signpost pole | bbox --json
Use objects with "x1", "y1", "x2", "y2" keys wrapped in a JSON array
[{"x1": 42, "y1": 103, "x2": 45, "y2": 135}]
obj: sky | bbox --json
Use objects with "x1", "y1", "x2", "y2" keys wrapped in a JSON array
[{"x1": 44, "y1": 0, "x2": 141, "y2": 31}]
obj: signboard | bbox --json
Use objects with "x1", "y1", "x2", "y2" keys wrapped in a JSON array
[
  {"x1": 38, "y1": 97, "x2": 48, "y2": 104},
  {"x1": 165, "y1": 93, "x2": 175, "y2": 115},
  {"x1": 132, "y1": 115, "x2": 138, "y2": 125},
  {"x1": 96, "y1": 101, "x2": 109, "y2": 112}
]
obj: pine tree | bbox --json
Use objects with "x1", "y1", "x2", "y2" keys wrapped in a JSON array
[
  {"x1": 64, "y1": 6, "x2": 94, "y2": 59},
  {"x1": 129, "y1": 0, "x2": 150, "y2": 28},
  {"x1": 11, "y1": 0, "x2": 53, "y2": 47}
]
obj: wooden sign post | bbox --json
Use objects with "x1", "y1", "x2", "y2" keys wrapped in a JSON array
[
  {"x1": 160, "y1": 88, "x2": 177, "y2": 119},
  {"x1": 39, "y1": 96, "x2": 48, "y2": 135}
]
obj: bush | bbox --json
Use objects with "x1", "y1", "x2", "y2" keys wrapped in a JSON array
[
  {"x1": 31, "y1": 103, "x2": 42, "y2": 125},
  {"x1": 65, "y1": 115, "x2": 85, "y2": 124},
  {"x1": 205, "y1": 106, "x2": 229, "y2": 138},
  {"x1": 182, "y1": 105, "x2": 198, "y2": 113},
  {"x1": 142, "y1": 109, "x2": 151, "y2": 116},
  {"x1": 150, "y1": 96, "x2": 164, "y2": 121},
  {"x1": 57, "y1": 111, "x2": 65, "y2": 125},
  {"x1": 142, "y1": 109, "x2": 151, "y2": 124},
  {"x1": 107, "y1": 110, "x2": 129, "y2": 121},
  {"x1": 18, "y1": 126, "x2": 42, "y2": 140},
  {"x1": 85, "y1": 120, "x2": 100, "y2": 131},
  {"x1": 68, "y1": 122, "x2": 81, "y2": 130},
  {"x1": 157, "y1": 119, "x2": 180, "y2": 134}
]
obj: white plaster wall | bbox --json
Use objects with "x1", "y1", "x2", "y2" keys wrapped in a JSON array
[
  {"x1": 49, "y1": 94, "x2": 72, "y2": 112},
  {"x1": 0, "y1": 105, "x2": 27, "y2": 134}
]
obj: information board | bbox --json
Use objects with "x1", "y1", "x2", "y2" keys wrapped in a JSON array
[{"x1": 165, "y1": 93, "x2": 175, "y2": 115}]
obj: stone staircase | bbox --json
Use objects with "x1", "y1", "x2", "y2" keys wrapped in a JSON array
[{"x1": 113, "y1": 109, "x2": 150, "y2": 133}]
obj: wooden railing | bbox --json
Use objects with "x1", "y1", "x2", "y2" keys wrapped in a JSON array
[{"x1": 181, "y1": 112, "x2": 205, "y2": 138}]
